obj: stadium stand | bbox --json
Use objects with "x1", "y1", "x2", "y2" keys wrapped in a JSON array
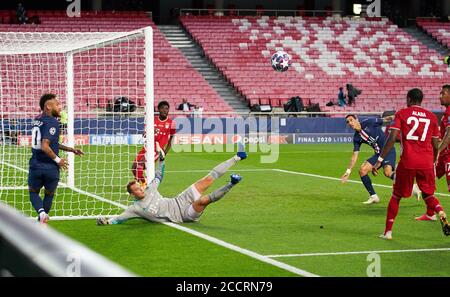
[
  {"x1": 181, "y1": 15, "x2": 450, "y2": 113},
  {"x1": 0, "y1": 10, "x2": 233, "y2": 113},
  {"x1": 417, "y1": 19, "x2": 450, "y2": 49}
]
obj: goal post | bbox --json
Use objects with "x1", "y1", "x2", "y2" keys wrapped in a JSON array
[{"x1": 0, "y1": 27, "x2": 155, "y2": 220}]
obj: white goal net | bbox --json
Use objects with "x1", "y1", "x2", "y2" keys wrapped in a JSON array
[{"x1": 0, "y1": 28, "x2": 155, "y2": 220}]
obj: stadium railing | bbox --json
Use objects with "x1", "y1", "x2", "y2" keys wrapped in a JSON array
[
  {"x1": 179, "y1": 8, "x2": 343, "y2": 18},
  {"x1": 0, "y1": 202, "x2": 135, "y2": 277}
]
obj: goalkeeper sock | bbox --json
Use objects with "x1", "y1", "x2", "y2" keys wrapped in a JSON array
[
  {"x1": 29, "y1": 191, "x2": 44, "y2": 215},
  {"x1": 43, "y1": 193, "x2": 55, "y2": 214},
  {"x1": 209, "y1": 156, "x2": 239, "y2": 180},
  {"x1": 208, "y1": 183, "x2": 234, "y2": 203},
  {"x1": 361, "y1": 175, "x2": 376, "y2": 196}
]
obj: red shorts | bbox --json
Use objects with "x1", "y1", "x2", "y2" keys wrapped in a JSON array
[
  {"x1": 393, "y1": 162, "x2": 436, "y2": 198},
  {"x1": 134, "y1": 147, "x2": 158, "y2": 163},
  {"x1": 436, "y1": 153, "x2": 450, "y2": 179}
]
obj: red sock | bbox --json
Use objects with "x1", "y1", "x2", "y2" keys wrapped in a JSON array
[
  {"x1": 426, "y1": 206, "x2": 435, "y2": 217},
  {"x1": 424, "y1": 195, "x2": 444, "y2": 214},
  {"x1": 132, "y1": 164, "x2": 145, "y2": 183},
  {"x1": 385, "y1": 196, "x2": 401, "y2": 234}
]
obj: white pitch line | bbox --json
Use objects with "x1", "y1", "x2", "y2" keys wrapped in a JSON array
[
  {"x1": 272, "y1": 168, "x2": 450, "y2": 198},
  {"x1": 165, "y1": 222, "x2": 318, "y2": 277},
  {"x1": 265, "y1": 248, "x2": 450, "y2": 258},
  {"x1": 166, "y1": 169, "x2": 272, "y2": 173}
]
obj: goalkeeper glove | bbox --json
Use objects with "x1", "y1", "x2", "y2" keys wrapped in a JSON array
[
  {"x1": 445, "y1": 56, "x2": 450, "y2": 66},
  {"x1": 96, "y1": 216, "x2": 110, "y2": 225},
  {"x1": 156, "y1": 142, "x2": 165, "y2": 161}
]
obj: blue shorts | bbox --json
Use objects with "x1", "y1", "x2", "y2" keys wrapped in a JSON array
[
  {"x1": 367, "y1": 148, "x2": 396, "y2": 170},
  {"x1": 28, "y1": 167, "x2": 60, "y2": 191}
]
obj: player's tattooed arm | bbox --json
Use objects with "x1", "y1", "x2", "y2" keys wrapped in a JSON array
[
  {"x1": 437, "y1": 126, "x2": 450, "y2": 154},
  {"x1": 59, "y1": 144, "x2": 84, "y2": 156},
  {"x1": 432, "y1": 136, "x2": 440, "y2": 163},
  {"x1": 42, "y1": 139, "x2": 68, "y2": 169}
]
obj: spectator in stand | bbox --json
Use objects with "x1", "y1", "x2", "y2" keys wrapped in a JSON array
[
  {"x1": 346, "y1": 84, "x2": 362, "y2": 107},
  {"x1": 177, "y1": 98, "x2": 196, "y2": 112},
  {"x1": 338, "y1": 87, "x2": 347, "y2": 107},
  {"x1": 16, "y1": 3, "x2": 28, "y2": 24}
]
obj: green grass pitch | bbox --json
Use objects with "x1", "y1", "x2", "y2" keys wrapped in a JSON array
[{"x1": 3, "y1": 144, "x2": 450, "y2": 276}]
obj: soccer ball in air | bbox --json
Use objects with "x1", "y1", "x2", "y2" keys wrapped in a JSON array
[{"x1": 271, "y1": 51, "x2": 292, "y2": 72}]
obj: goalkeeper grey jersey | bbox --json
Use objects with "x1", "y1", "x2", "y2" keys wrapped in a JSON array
[{"x1": 132, "y1": 184, "x2": 184, "y2": 223}]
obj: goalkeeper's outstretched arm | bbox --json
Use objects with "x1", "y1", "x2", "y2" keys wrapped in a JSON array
[
  {"x1": 97, "y1": 208, "x2": 139, "y2": 225},
  {"x1": 151, "y1": 151, "x2": 165, "y2": 189}
]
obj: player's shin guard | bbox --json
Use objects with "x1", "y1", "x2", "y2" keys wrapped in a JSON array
[
  {"x1": 208, "y1": 183, "x2": 234, "y2": 203},
  {"x1": 209, "y1": 157, "x2": 239, "y2": 180},
  {"x1": 361, "y1": 175, "x2": 376, "y2": 196},
  {"x1": 29, "y1": 191, "x2": 44, "y2": 215},
  {"x1": 43, "y1": 193, "x2": 55, "y2": 214},
  {"x1": 385, "y1": 196, "x2": 401, "y2": 234}
]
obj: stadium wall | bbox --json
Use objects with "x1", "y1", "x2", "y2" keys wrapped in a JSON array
[{"x1": 2, "y1": 117, "x2": 364, "y2": 145}]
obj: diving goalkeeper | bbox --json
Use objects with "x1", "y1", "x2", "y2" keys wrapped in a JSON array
[{"x1": 97, "y1": 146, "x2": 247, "y2": 225}]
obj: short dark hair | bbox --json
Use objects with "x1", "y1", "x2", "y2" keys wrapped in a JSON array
[
  {"x1": 407, "y1": 88, "x2": 423, "y2": 104},
  {"x1": 157, "y1": 100, "x2": 170, "y2": 110},
  {"x1": 127, "y1": 180, "x2": 138, "y2": 194},
  {"x1": 39, "y1": 93, "x2": 57, "y2": 111},
  {"x1": 345, "y1": 114, "x2": 357, "y2": 120},
  {"x1": 443, "y1": 85, "x2": 450, "y2": 92}
]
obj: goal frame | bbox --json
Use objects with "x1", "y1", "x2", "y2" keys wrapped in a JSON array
[{"x1": 0, "y1": 26, "x2": 155, "y2": 220}]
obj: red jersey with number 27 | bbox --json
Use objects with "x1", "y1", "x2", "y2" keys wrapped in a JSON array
[{"x1": 390, "y1": 105, "x2": 439, "y2": 169}]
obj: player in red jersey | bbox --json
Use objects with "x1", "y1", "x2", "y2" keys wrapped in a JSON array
[
  {"x1": 436, "y1": 85, "x2": 450, "y2": 186},
  {"x1": 373, "y1": 88, "x2": 449, "y2": 239},
  {"x1": 415, "y1": 85, "x2": 450, "y2": 221},
  {"x1": 132, "y1": 101, "x2": 176, "y2": 187}
]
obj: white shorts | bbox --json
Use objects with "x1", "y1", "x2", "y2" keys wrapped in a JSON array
[{"x1": 175, "y1": 185, "x2": 203, "y2": 222}]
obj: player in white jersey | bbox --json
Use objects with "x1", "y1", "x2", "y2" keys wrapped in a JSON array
[{"x1": 96, "y1": 145, "x2": 247, "y2": 225}]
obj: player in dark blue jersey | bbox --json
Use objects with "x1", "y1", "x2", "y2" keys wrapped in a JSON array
[
  {"x1": 341, "y1": 114, "x2": 397, "y2": 204},
  {"x1": 28, "y1": 93, "x2": 84, "y2": 224}
]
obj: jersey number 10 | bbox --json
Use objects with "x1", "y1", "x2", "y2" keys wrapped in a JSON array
[
  {"x1": 31, "y1": 126, "x2": 42, "y2": 149},
  {"x1": 406, "y1": 116, "x2": 430, "y2": 141}
]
